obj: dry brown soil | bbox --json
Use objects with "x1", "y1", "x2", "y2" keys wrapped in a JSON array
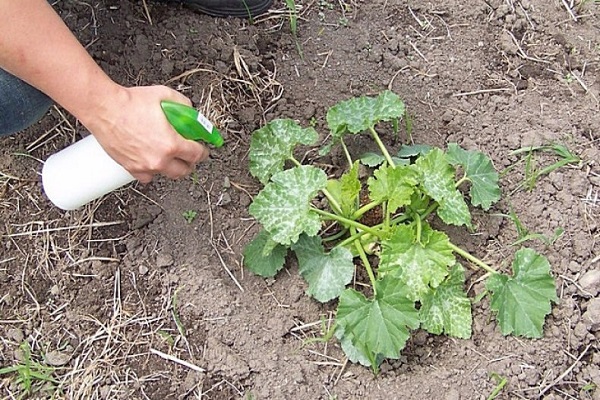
[{"x1": 1, "y1": 1, "x2": 600, "y2": 399}]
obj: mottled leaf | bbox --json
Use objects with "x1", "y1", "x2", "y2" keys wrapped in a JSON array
[
  {"x1": 379, "y1": 223, "x2": 455, "y2": 301},
  {"x1": 447, "y1": 143, "x2": 501, "y2": 210},
  {"x1": 326, "y1": 91, "x2": 405, "y2": 141},
  {"x1": 249, "y1": 119, "x2": 318, "y2": 184},
  {"x1": 367, "y1": 165, "x2": 419, "y2": 214},
  {"x1": 415, "y1": 148, "x2": 471, "y2": 227},
  {"x1": 249, "y1": 166, "x2": 327, "y2": 246},
  {"x1": 420, "y1": 264, "x2": 472, "y2": 339}
]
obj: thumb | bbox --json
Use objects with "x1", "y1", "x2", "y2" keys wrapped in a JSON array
[{"x1": 158, "y1": 85, "x2": 192, "y2": 107}]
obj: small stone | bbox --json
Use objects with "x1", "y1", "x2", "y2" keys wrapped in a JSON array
[
  {"x1": 7, "y1": 328, "x2": 24, "y2": 343},
  {"x1": 222, "y1": 176, "x2": 231, "y2": 189},
  {"x1": 50, "y1": 285, "x2": 60, "y2": 296},
  {"x1": 156, "y1": 254, "x2": 174, "y2": 268},
  {"x1": 139, "y1": 264, "x2": 149, "y2": 276},
  {"x1": 45, "y1": 350, "x2": 71, "y2": 366},
  {"x1": 218, "y1": 192, "x2": 232, "y2": 206},
  {"x1": 579, "y1": 270, "x2": 600, "y2": 296}
]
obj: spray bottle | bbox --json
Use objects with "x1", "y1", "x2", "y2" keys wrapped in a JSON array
[{"x1": 41, "y1": 101, "x2": 223, "y2": 210}]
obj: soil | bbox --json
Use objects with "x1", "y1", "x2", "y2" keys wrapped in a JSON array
[{"x1": 1, "y1": 0, "x2": 599, "y2": 399}]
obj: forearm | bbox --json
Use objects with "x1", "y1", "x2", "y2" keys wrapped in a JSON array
[{"x1": 0, "y1": 0, "x2": 123, "y2": 128}]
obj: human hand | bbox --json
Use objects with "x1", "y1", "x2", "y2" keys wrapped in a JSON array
[{"x1": 83, "y1": 85, "x2": 210, "y2": 183}]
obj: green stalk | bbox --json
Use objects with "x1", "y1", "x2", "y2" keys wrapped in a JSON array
[
  {"x1": 369, "y1": 126, "x2": 395, "y2": 168},
  {"x1": 340, "y1": 138, "x2": 353, "y2": 167},
  {"x1": 415, "y1": 212, "x2": 422, "y2": 243},
  {"x1": 455, "y1": 175, "x2": 469, "y2": 188},
  {"x1": 352, "y1": 200, "x2": 383, "y2": 220},
  {"x1": 448, "y1": 242, "x2": 497, "y2": 275},
  {"x1": 322, "y1": 227, "x2": 349, "y2": 242},
  {"x1": 311, "y1": 208, "x2": 382, "y2": 238},
  {"x1": 351, "y1": 227, "x2": 378, "y2": 295},
  {"x1": 337, "y1": 229, "x2": 369, "y2": 248}
]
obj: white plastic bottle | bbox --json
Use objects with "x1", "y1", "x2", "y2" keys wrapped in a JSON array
[
  {"x1": 41, "y1": 101, "x2": 223, "y2": 211},
  {"x1": 41, "y1": 135, "x2": 134, "y2": 210}
]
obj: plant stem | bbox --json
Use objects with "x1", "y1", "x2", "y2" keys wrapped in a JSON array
[
  {"x1": 351, "y1": 227, "x2": 378, "y2": 295},
  {"x1": 369, "y1": 127, "x2": 395, "y2": 168},
  {"x1": 340, "y1": 139, "x2": 353, "y2": 167},
  {"x1": 415, "y1": 213, "x2": 422, "y2": 243},
  {"x1": 448, "y1": 242, "x2": 498, "y2": 275},
  {"x1": 312, "y1": 208, "x2": 382, "y2": 238},
  {"x1": 455, "y1": 175, "x2": 468, "y2": 188},
  {"x1": 352, "y1": 200, "x2": 382, "y2": 220},
  {"x1": 321, "y1": 188, "x2": 344, "y2": 216}
]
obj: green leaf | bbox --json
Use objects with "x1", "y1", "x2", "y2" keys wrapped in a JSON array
[
  {"x1": 336, "y1": 276, "x2": 419, "y2": 365},
  {"x1": 415, "y1": 148, "x2": 471, "y2": 227},
  {"x1": 420, "y1": 264, "x2": 472, "y2": 339},
  {"x1": 397, "y1": 144, "x2": 433, "y2": 159},
  {"x1": 335, "y1": 326, "x2": 374, "y2": 367},
  {"x1": 486, "y1": 248, "x2": 558, "y2": 338},
  {"x1": 326, "y1": 162, "x2": 361, "y2": 218},
  {"x1": 446, "y1": 143, "x2": 501, "y2": 210},
  {"x1": 243, "y1": 230, "x2": 288, "y2": 277},
  {"x1": 249, "y1": 166, "x2": 327, "y2": 246},
  {"x1": 360, "y1": 152, "x2": 407, "y2": 167},
  {"x1": 367, "y1": 164, "x2": 419, "y2": 214},
  {"x1": 359, "y1": 152, "x2": 386, "y2": 167},
  {"x1": 249, "y1": 119, "x2": 319, "y2": 184},
  {"x1": 291, "y1": 235, "x2": 354, "y2": 302},
  {"x1": 379, "y1": 223, "x2": 455, "y2": 301},
  {"x1": 326, "y1": 90, "x2": 405, "y2": 141}
]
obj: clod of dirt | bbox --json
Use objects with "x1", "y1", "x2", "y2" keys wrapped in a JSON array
[
  {"x1": 582, "y1": 298, "x2": 600, "y2": 332},
  {"x1": 156, "y1": 253, "x2": 174, "y2": 268},
  {"x1": 203, "y1": 337, "x2": 250, "y2": 380}
]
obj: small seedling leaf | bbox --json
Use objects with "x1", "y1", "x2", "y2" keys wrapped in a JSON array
[
  {"x1": 446, "y1": 143, "x2": 501, "y2": 210},
  {"x1": 326, "y1": 90, "x2": 405, "y2": 142},
  {"x1": 249, "y1": 119, "x2": 319, "y2": 184},
  {"x1": 243, "y1": 230, "x2": 288, "y2": 277},
  {"x1": 486, "y1": 248, "x2": 558, "y2": 338},
  {"x1": 420, "y1": 264, "x2": 472, "y2": 338},
  {"x1": 379, "y1": 223, "x2": 455, "y2": 301},
  {"x1": 397, "y1": 144, "x2": 433, "y2": 158},
  {"x1": 367, "y1": 164, "x2": 419, "y2": 214},
  {"x1": 326, "y1": 161, "x2": 361, "y2": 218},
  {"x1": 249, "y1": 165, "x2": 327, "y2": 246},
  {"x1": 415, "y1": 148, "x2": 471, "y2": 226},
  {"x1": 336, "y1": 276, "x2": 419, "y2": 366},
  {"x1": 292, "y1": 235, "x2": 354, "y2": 302},
  {"x1": 359, "y1": 152, "x2": 386, "y2": 167}
]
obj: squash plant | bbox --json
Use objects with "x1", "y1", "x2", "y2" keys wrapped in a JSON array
[{"x1": 242, "y1": 91, "x2": 557, "y2": 372}]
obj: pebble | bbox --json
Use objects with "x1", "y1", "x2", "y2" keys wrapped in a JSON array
[
  {"x1": 579, "y1": 270, "x2": 600, "y2": 296},
  {"x1": 45, "y1": 350, "x2": 71, "y2": 366}
]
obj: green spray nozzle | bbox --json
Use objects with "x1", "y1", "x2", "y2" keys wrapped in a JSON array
[{"x1": 161, "y1": 100, "x2": 224, "y2": 147}]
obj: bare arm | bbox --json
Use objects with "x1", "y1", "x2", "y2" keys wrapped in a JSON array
[{"x1": 0, "y1": 0, "x2": 209, "y2": 182}]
